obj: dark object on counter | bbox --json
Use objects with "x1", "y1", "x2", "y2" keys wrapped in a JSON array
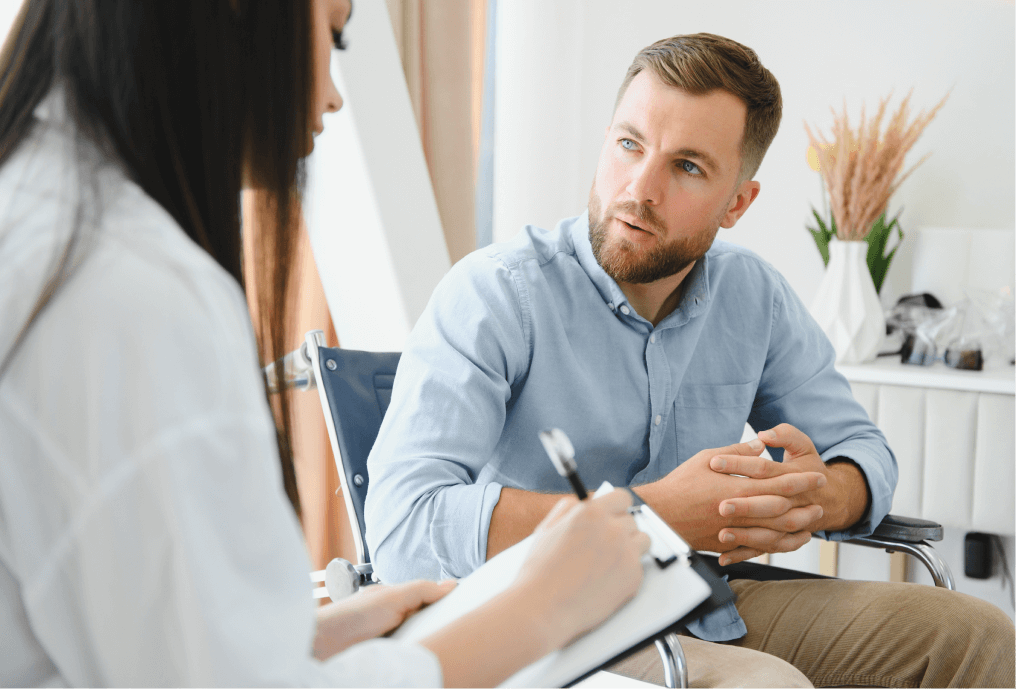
[
  {"x1": 885, "y1": 292, "x2": 944, "y2": 336},
  {"x1": 943, "y1": 348, "x2": 984, "y2": 371},
  {"x1": 900, "y1": 334, "x2": 983, "y2": 371},
  {"x1": 897, "y1": 292, "x2": 943, "y2": 309}
]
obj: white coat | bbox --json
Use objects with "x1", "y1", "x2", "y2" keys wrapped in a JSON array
[{"x1": 0, "y1": 91, "x2": 441, "y2": 687}]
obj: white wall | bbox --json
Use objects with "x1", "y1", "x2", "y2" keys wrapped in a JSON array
[{"x1": 493, "y1": 0, "x2": 1015, "y2": 305}]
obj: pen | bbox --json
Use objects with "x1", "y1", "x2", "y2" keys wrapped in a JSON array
[{"x1": 538, "y1": 428, "x2": 588, "y2": 500}]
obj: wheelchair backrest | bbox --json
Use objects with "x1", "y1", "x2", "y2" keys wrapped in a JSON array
[{"x1": 314, "y1": 346, "x2": 401, "y2": 565}]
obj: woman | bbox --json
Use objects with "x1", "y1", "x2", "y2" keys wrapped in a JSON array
[{"x1": 0, "y1": 0, "x2": 650, "y2": 686}]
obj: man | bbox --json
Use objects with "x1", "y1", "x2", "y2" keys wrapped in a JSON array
[{"x1": 365, "y1": 33, "x2": 1014, "y2": 687}]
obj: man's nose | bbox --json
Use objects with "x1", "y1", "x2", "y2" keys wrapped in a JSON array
[{"x1": 625, "y1": 159, "x2": 665, "y2": 206}]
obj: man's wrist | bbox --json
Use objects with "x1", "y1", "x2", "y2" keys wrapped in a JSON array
[
  {"x1": 629, "y1": 482, "x2": 654, "y2": 506},
  {"x1": 821, "y1": 457, "x2": 871, "y2": 532},
  {"x1": 630, "y1": 481, "x2": 671, "y2": 524}
]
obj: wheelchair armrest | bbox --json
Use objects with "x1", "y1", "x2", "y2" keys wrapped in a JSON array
[
  {"x1": 325, "y1": 559, "x2": 376, "y2": 601},
  {"x1": 868, "y1": 514, "x2": 943, "y2": 544},
  {"x1": 846, "y1": 517, "x2": 955, "y2": 590}
]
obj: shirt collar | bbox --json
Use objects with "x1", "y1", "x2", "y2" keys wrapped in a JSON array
[
  {"x1": 570, "y1": 211, "x2": 630, "y2": 312},
  {"x1": 33, "y1": 86, "x2": 67, "y2": 124},
  {"x1": 569, "y1": 210, "x2": 712, "y2": 329},
  {"x1": 660, "y1": 252, "x2": 711, "y2": 329}
]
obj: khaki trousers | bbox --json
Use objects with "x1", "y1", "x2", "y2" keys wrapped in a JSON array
[{"x1": 608, "y1": 579, "x2": 1015, "y2": 688}]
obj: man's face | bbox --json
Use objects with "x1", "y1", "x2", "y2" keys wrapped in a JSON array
[{"x1": 589, "y1": 70, "x2": 759, "y2": 284}]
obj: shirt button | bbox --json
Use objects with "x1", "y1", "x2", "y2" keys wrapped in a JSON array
[
  {"x1": 649, "y1": 333, "x2": 656, "y2": 344},
  {"x1": 607, "y1": 302, "x2": 615, "y2": 310},
  {"x1": 620, "y1": 305, "x2": 630, "y2": 315},
  {"x1": 654, "y1": 415, "x2": 662, "y2": 426}
]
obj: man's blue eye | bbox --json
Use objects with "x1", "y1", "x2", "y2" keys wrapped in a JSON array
[
  {"x1": 681, "y1": 160, "x2": 702, "y2": 175},
  {"x1": 620, "y1": 139, "x2": 636, "y2": 150}
]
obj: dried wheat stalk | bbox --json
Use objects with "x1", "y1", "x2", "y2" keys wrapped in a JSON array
[{"x1": 805, "y1": 91, "x2": 948, "y2": 241}]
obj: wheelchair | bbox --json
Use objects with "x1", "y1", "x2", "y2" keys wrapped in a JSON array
[{"x1": 271, "y1": 329, "x2": 955, "y2": 688}]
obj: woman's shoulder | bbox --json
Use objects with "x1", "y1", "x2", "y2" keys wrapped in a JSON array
[
  {"x1": 3, "y1": 119, "x2": 250, "y2": 332},
  {"x1": 101, "y1": 178, "x2": 250, "y2": 320},
  {"x1": 0, "y1": 121, "x2": 267, "y2": 444}
]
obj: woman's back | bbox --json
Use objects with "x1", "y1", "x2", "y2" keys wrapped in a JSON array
[{"x1": 0, "y1": 95, "x2": 441, "y2": 687}]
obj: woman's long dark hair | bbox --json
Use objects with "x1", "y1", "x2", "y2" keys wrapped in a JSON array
[{"x1": 0, "y1": 0, "x2": 311, "y2": 516}]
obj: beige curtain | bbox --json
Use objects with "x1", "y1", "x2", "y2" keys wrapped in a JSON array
[
  {"x1": 241, "y1": 192, "x2": 354, "y2": 571},
  {"x1": 286, "y1": 227, "x2": 351, "y2": 570},
  {"x1": 386, "y1": 0, "x2": 487, "y2": 263},
  {"x1": 243, "y1": 2, "x2": 488, "y2": 572}
]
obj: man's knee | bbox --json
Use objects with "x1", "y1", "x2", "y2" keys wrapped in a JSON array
[
  {"x1": 872, "y1": 583, "x2": 1012, "y2": 648},
  {"x1": 919, "y1": 586, "x2": 1013, "y2": 643},
  {"x1": 898, "y1": 585, "x2": 1015, "y2": 687},
  {"x1": 728, "y1": 577, "x2": 1014, "y2": 687},
  {"x1": 941, "y1": 591, "x2": 1015, "y2": 664}
]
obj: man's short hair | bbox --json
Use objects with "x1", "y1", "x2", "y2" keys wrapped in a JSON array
[{"x1": 615, "y1": 33, "x2": 782, "y2": 182}]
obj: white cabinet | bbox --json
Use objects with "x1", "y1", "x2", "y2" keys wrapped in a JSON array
[{"x1": 839, "y1": 359, "x2": 1015, "y2": 536}]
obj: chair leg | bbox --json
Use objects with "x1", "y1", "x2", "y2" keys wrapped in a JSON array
[{"x1": 655, "y1": 632, "x2": 688, "y2": 688}]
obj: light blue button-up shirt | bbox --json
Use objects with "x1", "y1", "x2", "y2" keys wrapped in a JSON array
[{"x1": 365, "y1": 213, "x2": 897, "y2": 641}]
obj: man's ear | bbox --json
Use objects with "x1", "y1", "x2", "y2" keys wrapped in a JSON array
[{"x1": 719, "y1": 180, "x2": 761, "y2": 229}]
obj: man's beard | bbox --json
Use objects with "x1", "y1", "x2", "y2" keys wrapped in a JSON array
[{"x1": 588, "y1": 191, "x2": 720, "y2": 285}]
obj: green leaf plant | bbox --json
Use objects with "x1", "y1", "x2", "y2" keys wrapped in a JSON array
[{"x1": 806, "y1": 209, "x2": 904, "y2": 294}]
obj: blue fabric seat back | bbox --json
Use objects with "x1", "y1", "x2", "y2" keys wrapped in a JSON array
[{"x1": 315, "y1": 347, "x2": 401, "y2": 563}]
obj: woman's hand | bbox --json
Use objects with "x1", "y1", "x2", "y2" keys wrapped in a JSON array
[
  {"x1": 314, "y1": 579, "x2": 457, "y2": 660},
  {"x1": 420, "y1": 489, "x2": 650, "y2": 687},
  {"x1": 513, "y1": 489, "x2": 652, "y2": 650}
]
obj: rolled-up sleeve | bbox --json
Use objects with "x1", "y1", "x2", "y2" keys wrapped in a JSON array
[
  {"x1": 365, "y1": 252, "x2": 532, "y2": 582},
  {"x1": 748, "y1": 271, "x2": 897, "y2": 541}
]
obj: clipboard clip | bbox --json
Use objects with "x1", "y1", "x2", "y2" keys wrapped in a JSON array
[
  {"x1": 595, "y1": 482, "x2": 692, "y2": 570},
  {"x1": 631, "y1": 503, "x2": 692, "y2": 569}
]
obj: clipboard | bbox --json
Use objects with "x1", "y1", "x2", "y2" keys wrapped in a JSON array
[{"x1": 391, "y1": 483, "x2": 734, "y2": 688}]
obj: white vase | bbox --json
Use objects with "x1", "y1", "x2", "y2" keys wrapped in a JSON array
[{"x1": 810, "y1": 239, "x2": 886, "y2": 364}]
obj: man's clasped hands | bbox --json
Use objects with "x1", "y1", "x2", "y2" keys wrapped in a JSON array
[{"x1": 635, "y1": 423, "x2": 871, "y2": 566}]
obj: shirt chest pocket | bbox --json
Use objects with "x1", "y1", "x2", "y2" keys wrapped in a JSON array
[{"x1": 673, "y1": 381, "x2": 758, "y2": 462}]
